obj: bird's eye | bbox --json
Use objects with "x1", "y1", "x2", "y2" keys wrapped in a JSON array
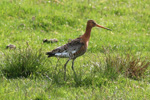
[{"x1": 92, "y1": 22, "x2": 96, "y2": 25}]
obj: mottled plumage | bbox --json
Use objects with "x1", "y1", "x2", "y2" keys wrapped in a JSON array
[
  {"x1": 46, "y1": 37, "x2": 86, "y2": 59},
  {"x1": 46, "y1": 20, "x2": 111, "y2": 81}
]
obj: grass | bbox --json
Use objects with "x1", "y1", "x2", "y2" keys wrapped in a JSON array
[
  {"x1": 1, "y1": 44, "x2": 46, "y2": 78},
  {"x1": 0, "y1": 0, "x2": 150, "y2": 99}
]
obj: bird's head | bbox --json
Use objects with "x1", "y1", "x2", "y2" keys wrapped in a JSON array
[{"x1": 87, "y1": 20, "x2": 111, "y2": 31}]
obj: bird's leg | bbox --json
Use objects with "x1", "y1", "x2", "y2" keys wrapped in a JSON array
[
  {"x1": 55, "y1": 57, "x2": 60, "y2": 70},
  {"x1": 64, "y1": 59, "x2": 70, "y2": 81},
  {"x1": 71, "y1": 59, "x2": 77, "y2": 78}
]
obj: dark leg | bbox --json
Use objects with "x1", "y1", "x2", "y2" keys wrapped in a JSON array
[
  {"x1": 64, "y1": 59, "x2": 70, "y2": 81},
  {"x1": 55, "y1": 58, "x2": 60, "y2": 70},
  {"x1": 71, "y1": 59, "x2": 77, "y2": 77}
]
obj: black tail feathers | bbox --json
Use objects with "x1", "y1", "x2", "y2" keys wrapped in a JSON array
[{"x1": 46, "y1": 52, "x2": 55, "y2": 57}]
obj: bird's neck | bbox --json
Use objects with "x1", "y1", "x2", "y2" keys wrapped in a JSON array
[
  {"x1": 80, "y1": 25, "x2": 92, "y2": 47},
  {"x1": 82, "y1": 25, "x2": 92, "y2": 41}
]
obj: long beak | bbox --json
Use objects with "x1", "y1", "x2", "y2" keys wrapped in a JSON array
[{"x1": 96, "y1": 24, "x2": 112, "y2": 31}]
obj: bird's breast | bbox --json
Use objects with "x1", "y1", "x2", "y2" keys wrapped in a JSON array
[{"x1": 85, "y1": 41, "x2": 89, "y2": 47}]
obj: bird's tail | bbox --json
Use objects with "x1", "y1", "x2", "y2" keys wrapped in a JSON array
[{"x1": 46, "y1": 52, "x2": 55, "y2": 57}]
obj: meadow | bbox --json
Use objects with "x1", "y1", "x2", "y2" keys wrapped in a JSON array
[{"x1": 0, "y1": 0, "x2": 150, "y2": 99}]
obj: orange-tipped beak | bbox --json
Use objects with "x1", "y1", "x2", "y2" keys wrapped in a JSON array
[{"x1": 96, "y1": 24, "x2": 112, "y2": 31}]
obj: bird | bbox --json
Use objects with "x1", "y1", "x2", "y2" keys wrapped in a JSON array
[
  {"x1": 6, "y1": 44, "x2": 16, "y2": 49},
  {"x1": 46, "y1": 20, "x2": 111, "y2": 81}
]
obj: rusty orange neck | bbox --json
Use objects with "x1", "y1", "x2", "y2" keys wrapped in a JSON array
[
  {"x1": 83, "y1": 25, "x2": 92, "y2": 40},
  {"x1": 81, "y1": 25, "x2": 92, "y2": 47}
]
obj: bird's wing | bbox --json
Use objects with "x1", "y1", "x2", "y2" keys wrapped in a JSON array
[{"x1": 48, "y1": 38, "x2": 84, "y2": 58}]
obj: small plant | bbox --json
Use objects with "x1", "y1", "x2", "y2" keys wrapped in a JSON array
[
  {"x1": 1, "y1": 44, "x2": 46, "y2": 78},
  {"x1": 104, "y1": 53, "x2": 150, "y2": 80},
  {"x1": 104, "y1": 54, "x2": 123, "y2": 80},
  {"x1": 125, "y1": 56, "x2": 150, "y2": 79}
]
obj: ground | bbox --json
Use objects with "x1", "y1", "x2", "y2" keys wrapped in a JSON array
[{"x1": 0, "y1": 0, "x2": 150, "y2": 99}]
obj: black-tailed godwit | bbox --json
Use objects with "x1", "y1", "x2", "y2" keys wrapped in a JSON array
[{"x1": 46, "y1": 20, "x2": 111, "y2": 80}]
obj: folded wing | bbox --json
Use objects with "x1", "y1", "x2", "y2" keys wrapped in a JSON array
[{"x1": 46, "y1": 38, "x2": 85, "y2": 58}]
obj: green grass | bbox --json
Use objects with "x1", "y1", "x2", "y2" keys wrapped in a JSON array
[
  {"x1": 1, "y1": 45, "x2": 47, "y2": 78},
  {"x1": 0, "y1": 0, "x2": 150, "y2": 99}
]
